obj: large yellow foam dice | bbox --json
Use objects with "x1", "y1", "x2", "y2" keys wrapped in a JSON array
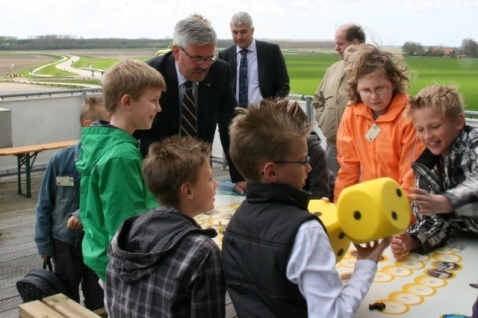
[
  {"x1": 308, "y1": 199, "x2": 350, "y2": 263},
  {"x1": 337, "y1": 177, "x2": 411, "y2": 244}
]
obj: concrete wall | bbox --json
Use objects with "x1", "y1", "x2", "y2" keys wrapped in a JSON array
[
  {"x1": 0, "y1": 90, "x2": 232, "y2": 175},
  {"x1": 0, "y1": 108, "x2": 13, "y2": 148},
  {"x1": 0, "y1": 94, "x2": 84, "y2": 173}
]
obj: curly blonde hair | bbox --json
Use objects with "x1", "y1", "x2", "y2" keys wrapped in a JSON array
[{"x1": 344, "y1": 44, "x2": 410, "y2": 105}]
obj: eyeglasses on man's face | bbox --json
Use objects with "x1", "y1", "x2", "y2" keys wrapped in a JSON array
[
  {"x1": 273, "y1": 156, "x2": 310, "y2": 165},
  {"x1": 358, "y1": 86, "x2": 391, "y2": 97},
  {"x1": 181, "y1": 47, "x2": 218, "y2": 66}
]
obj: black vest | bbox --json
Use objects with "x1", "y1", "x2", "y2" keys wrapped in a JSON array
[{"x1": 223, "y1": 183, "x2": 322, "y2": 318}]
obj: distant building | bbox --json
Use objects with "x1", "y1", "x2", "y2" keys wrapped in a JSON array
[
  {"x1": 442, "y1": 48, "x2": 456, "y2": 55},
  {"x1": 427, "y1": 46, "x2": 457, "y2": 56}
]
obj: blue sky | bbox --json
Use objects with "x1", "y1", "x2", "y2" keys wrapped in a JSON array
[{"x1": 1, "y1": 0, "x2": 477, "y2": 47}]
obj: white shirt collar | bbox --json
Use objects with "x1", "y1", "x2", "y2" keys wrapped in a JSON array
[{"x1": 236, "y1": 38, "x2": 256, "y2": 54}]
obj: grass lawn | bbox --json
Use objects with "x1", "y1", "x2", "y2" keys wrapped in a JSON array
[
  {"x1": 73, "y1": 56, "x2": 150, "y2": 71},
  {"x1": 9, "y1": 51, "x2": 477, "y2": 110},
  {"x1": 34, "y1": 63, "x2": 76, "y2": 77},
  {"x1": 286, "y1": 53, "x2": 340, "y2": 96},
  {"x1": 405, "y1": 57, "x2": 478, "y2": 110},
  {"x1": 284, "y1": 54, "x2": 478, "y2": 111}
]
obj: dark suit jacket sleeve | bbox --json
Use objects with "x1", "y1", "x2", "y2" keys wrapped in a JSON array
[
  {"x1": 218, "y1": 47, "x2": 236, "y2": 92},
  {"x1": 216, "y1": 61, "x2": 244, "y2": 183},
  {"x1": 271, "y1": 43, "x2": 290, "y2": 99},
  {"x1": 255, "y1": 41, "x2": 290, "y2": 100}
]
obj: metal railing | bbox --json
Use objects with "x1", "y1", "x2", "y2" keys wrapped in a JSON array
[
  {"x1": 1, "y1": 89, "x2": 477, "y2": 177},
  {"x1": 289, "y1": 93, "x2": 478, "y2": 121},
  {"x1": 0, "y1": 87, "x2": 102, "y2": 100}
]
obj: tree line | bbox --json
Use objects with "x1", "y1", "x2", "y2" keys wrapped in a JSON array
[
  {"x1": 0, "y1": 35, "x2": 171, "y2": 50},
  {"x1": 402, "y1": 38, "x2": 478, "y2": 57},
  {"x1": 0, "y1": 35, "x2": 337, "y2": 51},
  {"x1": 3, "y1": 35, "x2": 475, "y2": 56}
]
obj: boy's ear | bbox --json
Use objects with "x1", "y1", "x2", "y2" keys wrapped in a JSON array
[
  {"x1": 180, "y1": 183, "x2": 194, "y2": 199},
  {"x1": 120, "y1": 94, "x2": 133, "y2": 111},
  {"x1": 82, "y1": 119, "x2": 92, "y2": 127},
  {"x1": 262, "y1": 162, "x2": 279, "y2": 182},
  {"x1": 456, "y1": 113, "x2": 466, "y2": 130}
]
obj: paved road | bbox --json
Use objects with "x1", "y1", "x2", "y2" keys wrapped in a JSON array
[
  {"x1": 4, "y1": 54, "x2": 103, "y2": 90},
  {"x1": 55, "y1": 55, "x2": 103, "y2": 78},
  {"x1": 30, "y1": 54, "x2": 103, "y2": 79}
]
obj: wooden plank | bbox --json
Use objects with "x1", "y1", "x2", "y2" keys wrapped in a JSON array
[
  {"x1": 92, "y1": 307, "x2": 108, "y2": 318},
  {"x1": 19, "y1": 300, "x2": 65, "y2": 318},
  {"x1": 0, "y1": 140, "x2": 77, "y2": 156},
  {"x1": 42, "y1": 294, "x2": 100, "y2": 318}
]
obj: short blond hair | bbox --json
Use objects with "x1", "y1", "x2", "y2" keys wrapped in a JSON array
[
  {"x1": 143, "y1": 135, "x2": 211, "y2": 207},
  {"x1": 79, "y1": 95, "x2": 105, "y2": 125},
  {"x1": 406, "y1": 84, "x2": 465, "y2": 120},
  {"x1": 102, "y1": 59, "x2": 166, "y2": 114},
  {"x1": 229, "y1": 99, "x2": 313, "y2": 182}
]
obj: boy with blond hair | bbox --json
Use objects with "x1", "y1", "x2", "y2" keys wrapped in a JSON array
[
  {"x1": 222, "y1": 99, "x2": 390, "y2": 318},
  {"x1": 76, "y1": 59, "x2": 166, "y2": 282},
  {"x1": 391, "y1": 84, "x2": 478, "y2": 258},
  {"x1": 35, "y1": 95, "x2": 108, "y2": 309},
  {"x1": 105, "y1": 135, "x2": 224, "y2": 317}
]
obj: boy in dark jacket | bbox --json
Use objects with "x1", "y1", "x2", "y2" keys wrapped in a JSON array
[
  {"x1": 105, "y1": 135, "x2": 225, "y2": 318},
  {"x1": 223, "y1": 99, "x2": 390, "y2": 318}
]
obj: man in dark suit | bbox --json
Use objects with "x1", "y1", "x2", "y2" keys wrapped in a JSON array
[
  {"x1": 219, "y1": 12, "x2": 290, "y2": 107},
  {"x1": 136, "y1": 16, "x2": 246, "y2": 193}
]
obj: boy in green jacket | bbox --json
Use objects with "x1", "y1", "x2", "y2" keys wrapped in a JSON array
[{"x1": 76, "y1": 59, "x2": 166, "y2": 282}]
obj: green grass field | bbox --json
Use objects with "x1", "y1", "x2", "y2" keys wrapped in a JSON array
[
  {"x1": 10, "y1": 51, "x2": 477, "y2": 110},
  {"x1": 285, "y1": 54, "x2": 478, "y2": 111},
  {"x1": 34, "y1": 63, "x2": 76, "y2": 77},
  {"x1": 72, "y1": 57, "x2": 150, "y2": 70},
  {"x1": 286, "y1": 53, "x2": 340, "y2": 95}
]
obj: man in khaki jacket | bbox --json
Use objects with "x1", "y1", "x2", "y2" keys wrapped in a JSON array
[{"x1": 312, "y1": 24, "x2": 365, "y2": 176}]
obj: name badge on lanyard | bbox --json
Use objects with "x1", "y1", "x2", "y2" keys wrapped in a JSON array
[
  {"x1": 365, "y1": 123, "x2": 382, "y2": 142},
  {"x1": 56, "y1": 176, "x2": 75, "y2": 186}
]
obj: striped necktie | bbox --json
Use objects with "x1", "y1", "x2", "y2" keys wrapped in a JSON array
[
  {"x1": 238, "y1": 49, "x2": 248, "y2": 107},
  {"x1": 180, "y1": 81, "x2": 197, "y2": 137}
]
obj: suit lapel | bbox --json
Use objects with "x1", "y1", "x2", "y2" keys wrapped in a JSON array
[{"x1": 228, "y1": 46, "x2": 238, "y2": 92}]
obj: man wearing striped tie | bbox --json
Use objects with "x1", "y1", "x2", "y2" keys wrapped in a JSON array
[{"x1": 136, "y1": 15, "x2": 246, "y2": 194}]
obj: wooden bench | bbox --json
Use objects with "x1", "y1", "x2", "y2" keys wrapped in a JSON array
[
  {"x1": 18, "y1": 293, "x2": 107, "y2": 317},
  {"x1": 0, "y1": 140, "x2": 77, "y2": 198}
]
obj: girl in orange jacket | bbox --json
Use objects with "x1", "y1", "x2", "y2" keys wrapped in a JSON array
[{"x1": 334, "y1": 44, "x2": 425, "y2": 201}]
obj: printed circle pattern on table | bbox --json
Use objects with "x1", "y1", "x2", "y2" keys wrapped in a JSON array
[{"x1": 336, "y1": 243, "x2": 464, "y2": 315}]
